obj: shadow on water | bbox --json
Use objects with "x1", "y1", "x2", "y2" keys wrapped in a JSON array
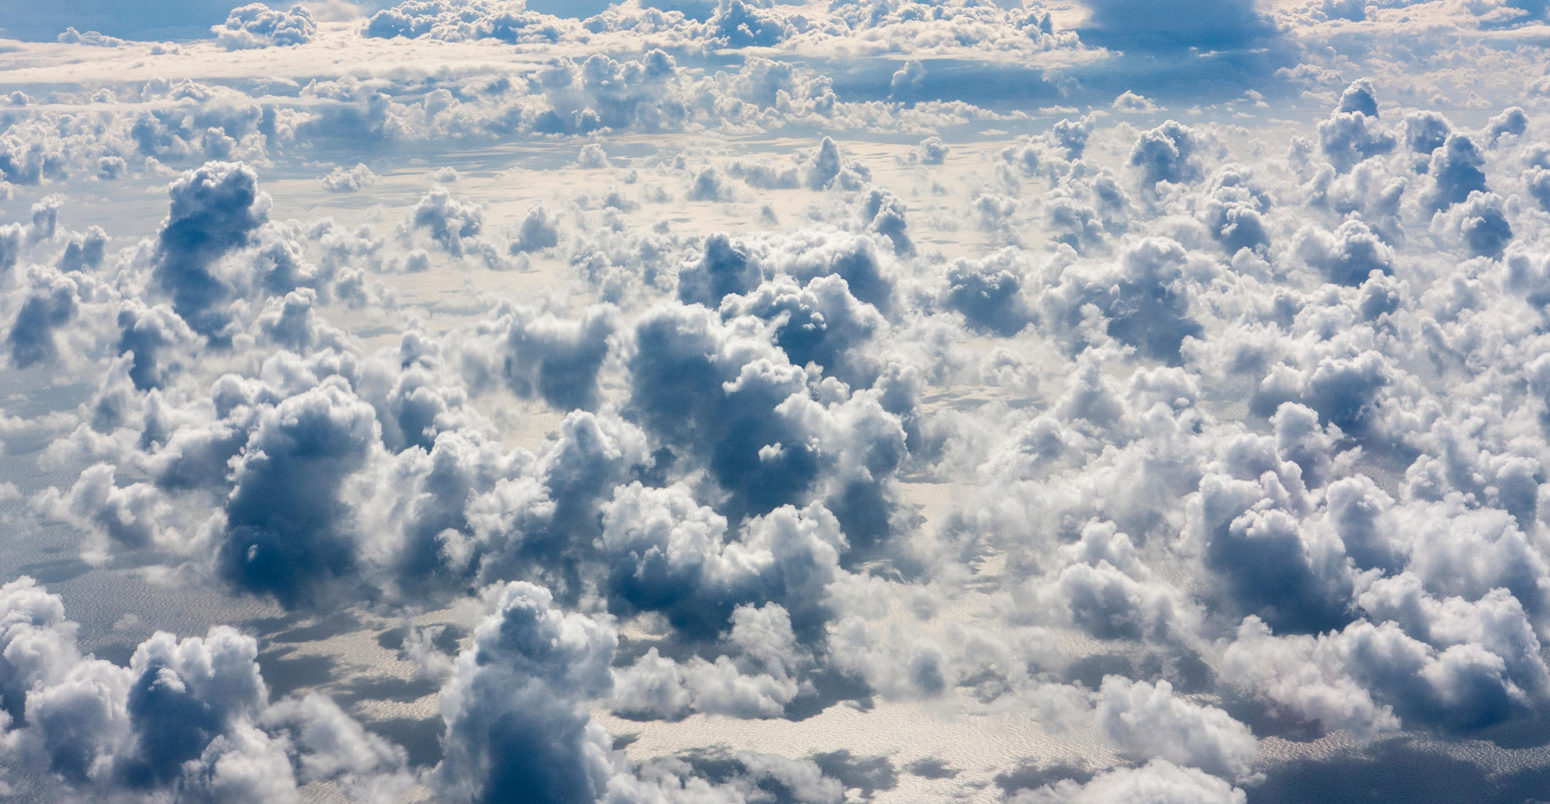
[
  {"x1": 1250, "y1": 739, "x2": 1550, "y2": 804},
  {"x1": 905, "y1": 757, "x2": 960, "y2": 780},
  {"x1": 674, "y1": 748, "x2": 809, "y2": 804},
  {"x1": 333, "y1": 674, "x2": 441, "y2": 707},
  {"x1": 256, "y1": 646, "x2": 336, "y2": 698},
  {"x1": 91, "y1": 641, "x2": 137, "y2": 667},
  {"x1": 366, "y1": 716, "x2": 445, "y2": 769},
  {"x1": 812, "y1": 750, "x2": 898, "y2": 797},
  {"x1": 995, "y1": 761, "x2": 1094, "y2": 795},
  {"x1": 1062, "y1": 648, "x2": 1214, "y2": 695},
  {"x1": 16, "y1": 556, "x2": 93, "y2": 585},
  {"x1": 269, "y1": 611, "x2": 362, "y2": 643},
  {"x1": 783, "y1": 668, "x2": 874, "y2": 721},
  {"x1": 376, "y1": 623, "x2": 465, "y2": 654}
]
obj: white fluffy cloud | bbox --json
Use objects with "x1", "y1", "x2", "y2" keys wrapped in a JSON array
[{"x1": 3, "y1": 2, "x2": 1550, "y2": 800}]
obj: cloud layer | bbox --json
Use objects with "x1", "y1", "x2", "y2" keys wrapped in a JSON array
[{"x1": 4, "y1": 1, "x2": 1550, "y2": 801}]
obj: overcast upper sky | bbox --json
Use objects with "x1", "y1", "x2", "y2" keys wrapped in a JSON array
[{"x1": 2, "y1": 1, "x2": 1550, "y2": 802}]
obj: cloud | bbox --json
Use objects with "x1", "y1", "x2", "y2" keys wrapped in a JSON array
[
  {"x1": 115, "y1": 300, "x2": 196, "y2": 390},
  {"x1": 1074, "y1": 0, "x2": 1293, "y2": 97},
  {"x1": 151, "y1": 161, "x2": 270, "y2": 341},
  {"x1": 941, "y1": 250, "x2": 1036, "y2": 337},
  {"x1": 1405, "y1": 110, "x2": 1452, "y2": 156},
  {"x1": 1189, "y1": 458, "x2": 1354, "y2": 634},
  {"x1": 1019, "y1": 521, "x2": 1201, "y2": 642},
  {"x1": 510, "y1": 202, "x2": 560, "y2": 253},
  {"x1": 10, "y1": 5, "x2": 1550, "y2": 799},
  {"x1": 1042, "y1": 237, "x2": 1204, "y2": 363},
  {"x1": 677, "y1": 233, "x2": 763, "y2": 306},
  {"x1": 1294, "y1": 217, "x2": 1394, "y2": 286},
  {"x1": 1096, "y1": 677, "x2": 1258, "y2": 781},
  {"x1": 1011, "y1": 759, "x2": 1246, "y2": 804},
  {"x1": 1201, "y1": 168, "x2": 1271, "y2": 255},
  {"x1": 430, "y1": 580, "x2": 841, "y2": 799},
  {"x1": 55, "y1": 27, "x2": 128, "y2": 47},
  {"x1": 216, "y1": 380, "x2": 379, "y2": 608},
  {"x1": 1446, "y1": 191, "x2": 1513, "y2": 259},
  {"x1": 364, "y1": 1, "x2": 571, "y2": 43},
  {"x1": 599, "y1": 482, "x2": 843, "y2": 639},
  {"x1": 611, "y1": 602, "x2": 810, "y2": 719},
  {"x1": 1485, "y1": 106, "x2": 1528, "y2": 145},
  {"x1": 406, "y1": 186, "x2": 485, "y2": 259},
  {"x1": 57, "y1": 225, "x2": 108, "y2": 273},
  {"x1": 321, "y1": 163, "x2": 379, "y2": 193},
  {"x1": 462, "y1": 303, "x2": 616, "y2": 411},
  {"x1": 1112, "y1": 90, "x2": 1158, "y2": 113},
  {"x1": 215, "y1": 4, "x2": 317, "y2": 50},
  {"x1": 1425, "y1": 134, "x2": 1490, "y2": 210},
  {"x1": 1129, "y1": 121, "x2": 1205, "y2": 188},
  {"x1": 720, "y1": 272, "x2": 884, "y2": 387},
  {"x1": 7, "y1": 266, "x2": 82, "y2": 369},
  {"x1": 623, "y1": 301, "x2": 907, "y2": 539},
  {"x1": 433, "y1": 581, "x2": 617, "y2": 802},
  {"x1": 1319, "y1": 80, "x2": 1396, "y2": 172},
  {"x1": 0, "y1": 578, "x2": 407, "y2": 799},
  {"x1": 1223, "y1": 595, "x2": 1550, "y2": 737},
  {"x1": 32, "y1": 462, "x2": 169, "y2": 561}
]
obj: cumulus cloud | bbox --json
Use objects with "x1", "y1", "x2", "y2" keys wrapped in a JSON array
[
  {"x1": 1096, "y1": 677, "x2": 1257, "y2": 780},
  {"x1": 941, "y1": 250, "x2": 1036, "y2": 337},
  {"x1": 7, "y1": 266, "x2": 82, "y2": 369},
  {"x1": 462, "y1": 303, "x2": 615, "y2": 410},
  {"x1": 624, "y1": 302, "x2": 907, "y2": 538},
  {"x1": 407, "y1": 186, "x2": 487, "y2": 259},
  {"x1": 215, "y1": 380, "x2": 379, "y2": 608},
  {"x1": 1041, "y1": 237, "x2": 1204, "y2": 363},
  {"x1": 0, "y1": 578, "x2": 407, "y2": 800},
  {"x1": 1130, "y1": 121, "x2": 1205, "y2": 188},
  {"x1": 1319, "y1": 80, "x2": 1396, "y2": 172},
  {"x1": 1294, "y1": 217, "x2": 1394, "y2": 286},
  {"x1": 151, "y1": 161, "x2": 270, "y2": 340},
  {"x1": 1426, "y1": 134, "x2": 1490, "y2": 210},
  {"x1": 433, "y1": 581, "x2": 617, "y2": 801},
  {"x1": 1011, "y1": 760, "x2": 1246, "y2": 804},
  {"x1": 321, "y1": 163, "x2": 379, "y2": 193},
  {"x1": 8, "y1": 6, "x2": 1550, "y2": 800},
  {"x1": 434, "y1": 580, "x2": 842, "y2": 800},
  {"x1": 510, "y1": 202, "x2": 560, "y2": 253},
  {"x1": 214, "y1": 4, "x2": 316, "y2": 50}
]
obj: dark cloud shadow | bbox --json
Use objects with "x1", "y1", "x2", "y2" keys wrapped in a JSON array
[
  {"x1": 996, "y1": 761, "x2": 1094, "y2": 795},
  {"x1": 1248, "y1": 739, "x2": 1550, "y2": 804},
  {"x1": 333, "y1": 674, "x2": 440, "y2": 707},
  {"x1": 270, "y1": 611, "x2": 362, "y2": 643},
  {"x1": 365, "y1": 716, "x2": 444, "y2": 769},
  {"x1": 1063, "y1": 649, "x2": 1214, "y2": 695},
  {"x1": 255, "y1": 647, "x2": 336, "y2": 698},
  {"x1": 905, "y1": 757, "x2": 959, "y2": 780},
  {"x1": 16, "y1": 556, "x2": 93, "y2": 585},
  {"x1": 784, "y1": 668, "x2": 875, "y2": 721},
  {"x1": 811, "y1": 750, "x2": 897, "y2": 797}
]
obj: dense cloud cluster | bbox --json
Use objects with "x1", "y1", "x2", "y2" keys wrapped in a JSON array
[
  {"x1": 0, "y1": 578, "x2": 411, "y2": 800},
  {"x1": 6, "y1": 2, "x2": 1550, "y2": 801}
]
